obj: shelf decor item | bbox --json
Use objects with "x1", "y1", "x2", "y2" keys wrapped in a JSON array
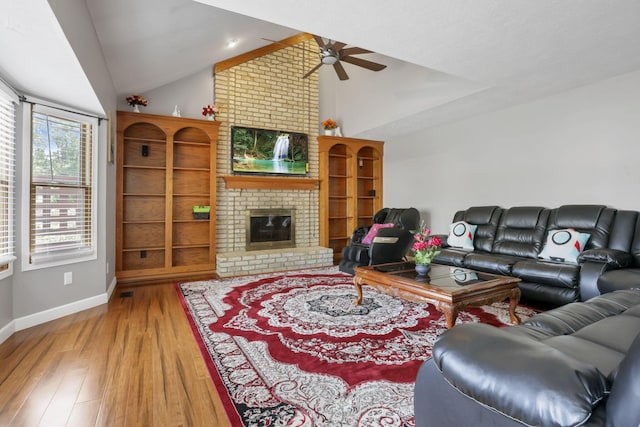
[
  {"x1": 202, "y1": 104, "x2": 219, "y2": 121},
  {"x1": 411, "y1": 225, "x2": 442, "y2": 275},
  {"x1": 126, "y1": 95, "x2": 148, "y2": 113},
  {"x1": 192, "y1": 205, "x2": 211, "y2": 220},
  {"x1": 322, "y1": 118, "x2": 337, "y2": 135}
]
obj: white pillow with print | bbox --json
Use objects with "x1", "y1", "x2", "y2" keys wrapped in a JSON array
[
  {"x1": 538, "y1": 228, "x2": 590, "y2": 263},
  {"x1": 447, "y1": 221, "x2": 477, "y2": 250}
]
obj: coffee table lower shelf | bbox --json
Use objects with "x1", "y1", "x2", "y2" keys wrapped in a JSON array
[{"x1": 353, "y1": 263, "x2": 522, "y2": 329}]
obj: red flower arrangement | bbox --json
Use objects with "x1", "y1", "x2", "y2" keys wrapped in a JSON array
[
  {"x1": 202, "y1": 104, "x2": 219, "y2": 117},
  {"x1": 126, "y1": 95, "x2": 148, "y2": 106},
  {"x1": 411, "y1": 226, "x2": 442, "y2": 264}
]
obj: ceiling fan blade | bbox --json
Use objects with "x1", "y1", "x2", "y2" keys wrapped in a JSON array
[
  {"x1": 331, "y1": 41, "x2": 347, "y2": 52},
  {"x1": 313, "y1": 35, "x2": 326, "y2": 49},
  {"x1": 340, "y1": 55, "x2": 387, "y2": 72},
  {"x1": 340, "y1": 47, "x2": 372, "y2": 56},
  {"x1": 302, "y1": 62, "x2": 323, "y2": 79},
  {"x1": 333, "y1": 61, "x2": 349, "y2": 80}
]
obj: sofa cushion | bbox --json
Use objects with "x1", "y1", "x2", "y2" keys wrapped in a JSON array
[
  {"x1": 492, "y1": 206, "x2": 549, "y2": 258},
  {"x1": 538, "y1": 228, "x2": 590, "y2": 263},
  {"x1": 511, "y1": 259, "x2": 580, "y2": 289},
  {"x1": 521, "y1": 289, "x2": 640, "y2": 333},
  {"x1": 361, "y1": 223, "x2": 394, "y2": 244},
  {"x1": 447, "y1": 221, "x2": 476, "y2": 249},
  {"x1": 433, "y1": 323, "x2": 607, "y2": 427},
  {"x1": 606, "y1": 332, "x2": 640, "y2": 427},
  {"x1": 462, "y1": 252, "x2": 522, "y2": 275},
  {"x1": 598, "y1": 268, "x2": 640, "y2": 294},
  {"x1": 546, "y1": 205, "x2": 615, "y2": 250},
  {"x1": 544, "y1": 336, "x2": 626, "y2": 379},
  {"x1": 453, "y1": 206, "x2": 502, "y2": 253},
  {"x1": 433, "y1": 247, "x2": 470, "y2": 267},
  {"x1": 572, "y1": 312, "x2": 640, "y2": 354}
]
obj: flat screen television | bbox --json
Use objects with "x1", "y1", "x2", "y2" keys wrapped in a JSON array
[{"x1": 231, "y1": 126, "x2": 308, "y2": 176}]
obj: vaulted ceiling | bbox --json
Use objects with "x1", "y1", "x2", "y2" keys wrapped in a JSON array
[{"x1": 2, "y1": 0, "x2": 640, "y2": 138}]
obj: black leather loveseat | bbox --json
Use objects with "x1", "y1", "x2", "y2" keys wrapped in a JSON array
[
  {"x1": 414, "y1": 289, "x2": 640, "y2": 427},
  {"x1": 435, "y1": 205, "x2": 640, "y2": 307}
]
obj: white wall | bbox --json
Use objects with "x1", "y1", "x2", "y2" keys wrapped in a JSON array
[
  {"x1": 384, "y1": 69, "x2": 640, "y2": 233},
  {"x1": 0, "y1": 276, "x2": 12, "y2": 340},
  {"x1": 0, "y1": 0, "x2": 117, "y2": 337},
  {"x1": 118, "y1": 66, "x2": 215, "y2": 119}
]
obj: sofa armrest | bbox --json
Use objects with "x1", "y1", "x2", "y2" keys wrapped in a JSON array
[
  {"x1": 433, "y1": 323, "x2": 607, "y2": 427},
  {"x1": 577, "y1": 249, "x2": 633, "y2": 268},
  {"x1": 349, "y1": 226, "x2": 370, "y2": 245}
]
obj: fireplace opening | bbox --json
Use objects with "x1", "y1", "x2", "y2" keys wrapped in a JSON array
[{"x1": 246, "y1": 208, "x2": 295, "y2": 251}]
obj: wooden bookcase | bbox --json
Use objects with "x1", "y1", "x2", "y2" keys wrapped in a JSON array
[
  {"x1": 318, "y1": 136, "x2": 384, "y2": 261},
  {"x1": 116, "y1": 111, "x2": 219, "y2": 283}
]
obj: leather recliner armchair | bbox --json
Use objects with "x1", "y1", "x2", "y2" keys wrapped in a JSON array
[{"x1": 338, "y1": 208, "x2": 421, "y2": 275}]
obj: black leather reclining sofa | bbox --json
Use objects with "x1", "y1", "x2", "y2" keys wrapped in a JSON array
[
  {"x1": 434, "y1": 204, "x2": 640, "y2": 307},
  {"x1": 415, "y1": 289, "x2": 640, "y2": 427}
]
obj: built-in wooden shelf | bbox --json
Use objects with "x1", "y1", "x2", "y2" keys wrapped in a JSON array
[{"x1": 222, "y1": 175, "x2": 319, "y2": 190}]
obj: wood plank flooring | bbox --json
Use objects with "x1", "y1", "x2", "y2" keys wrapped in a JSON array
[{"x1": 0, "y1": 283, "x2": 230, "y2": 427}]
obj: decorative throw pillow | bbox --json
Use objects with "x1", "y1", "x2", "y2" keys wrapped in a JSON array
[
  {"x1": 538, "y1": 228, "x2": 590, "y2": 263},
  {"x1": 361, "y1": 223, "x2": 395, "y2": 245},
  {"x1": 447, "y1": 221, "x2": 477, "y2": 250}
]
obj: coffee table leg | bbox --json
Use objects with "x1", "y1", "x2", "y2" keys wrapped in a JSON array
[
  {"x1": 509, "y1": 288, "x2": 522, "y2": 325},
  {"x1": 438, "y1": 303, "x2": 458, "y2": 329},
  {"x1": 353, "y1": 276, "x2": 363, "y2": 305}
]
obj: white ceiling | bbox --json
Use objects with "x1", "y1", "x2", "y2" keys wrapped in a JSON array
[{"x1": 2, "y1": 0, "x2": 640, "y2": 137}]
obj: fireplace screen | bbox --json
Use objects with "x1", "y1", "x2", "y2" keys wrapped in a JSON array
[{"x1": 246, "y1": 209, "x2": 295, "y2": 250}]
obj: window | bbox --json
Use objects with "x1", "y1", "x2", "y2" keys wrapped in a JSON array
[
  {"x1": 0, "y1": 82, "x2": 17, "y2": 278},
  {"x1": 24, "y1": 104, "x2": 97, "y2": 269}
]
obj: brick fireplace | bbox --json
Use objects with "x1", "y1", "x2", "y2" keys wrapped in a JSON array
[{"x1": 213, "y1": 35, "x2": 333, "y2": 276}]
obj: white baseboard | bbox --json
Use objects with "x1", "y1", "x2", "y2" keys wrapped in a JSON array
[
  {"x1": 0, "y1": 320, "x2": 15, "y2": 345},
  {"x1": 107, "y1": 276, "x2": 117, "y2": 300},
  {"x1": 0, "y1": 277, "x2": 119, "y2": 345},
  {"x1": 12, "y1": 276, "x2": 119, "y2": 335}
]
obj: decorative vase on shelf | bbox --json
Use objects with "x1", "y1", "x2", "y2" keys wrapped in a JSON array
[
  {"x1": 132, "y1": 104, "x2": 140, "y2": 113},
  {"x1": 206, "y1": 114, "x2": 215, "y2": 121},
  {"x1": 324, "y1": 129, "x2": 334, "y2": 136},
  {"x1": 415, "y1": 263, "x2": 431, "y2": 276}
]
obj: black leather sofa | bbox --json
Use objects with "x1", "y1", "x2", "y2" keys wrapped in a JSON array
[
  {"x1": 339, "y1": 207, "x2": 420, "y2": 275},
  {"x1": 414, "y1": 289, "x2": 640, "y2": 427},
  {"x1": 435, "y1": 205, "x2": 640, "y2": 307}
]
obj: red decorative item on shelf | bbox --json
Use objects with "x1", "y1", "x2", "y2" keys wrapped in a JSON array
[{"x1": 202, "y1": 104, "x2": 219, "y2": 120}]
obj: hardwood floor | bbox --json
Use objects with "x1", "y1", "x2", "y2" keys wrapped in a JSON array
[{"x1": 0, "y1": 283, "x2": 230, "y2": 427}]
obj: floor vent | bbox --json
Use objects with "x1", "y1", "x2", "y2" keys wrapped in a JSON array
[{"x1": 120, "y1": 291, "x2": 134, "y2": 298}]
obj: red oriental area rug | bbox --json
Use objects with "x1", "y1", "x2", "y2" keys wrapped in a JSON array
[{"x1": 177, "y1": 266, "x2": 538, "y2": 426}]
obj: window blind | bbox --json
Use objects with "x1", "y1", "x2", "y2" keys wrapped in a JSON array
[
  {"x1": 29, "y1": 106, "x2": 95, "y2": 263},
  {"x1": 0, "y1": 87, "x2": 16, "y2": 266}
]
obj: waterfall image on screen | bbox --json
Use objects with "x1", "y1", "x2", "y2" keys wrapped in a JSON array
[{"x1": 231, "y1": 126, "x2": 308, "y2": 175}]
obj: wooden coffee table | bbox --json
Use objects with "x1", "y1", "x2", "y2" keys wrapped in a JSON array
[{"x1": 353, "y1": 262, "x2": 522, "y2": 329}]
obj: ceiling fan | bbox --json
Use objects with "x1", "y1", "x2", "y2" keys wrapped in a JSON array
[{"x1": 304, "y1": 35, "x2": 387, "y2": 81}]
